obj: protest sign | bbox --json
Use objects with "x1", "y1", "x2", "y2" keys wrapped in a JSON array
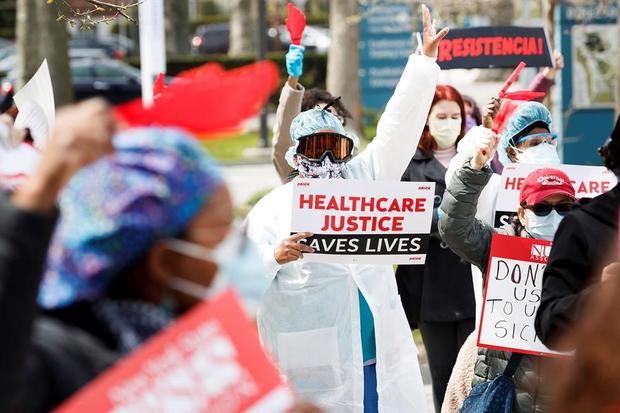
[
  {"x1": 0, "y1": 59, "x2": 54, "y2": 188},
  {"x1": 478, "y1": 234, "x2": 560, "y2": 356},
  {"x1": 437, "y1": 26, "x2": 553, "y2": 69},
  {"x1": 55, "y1": 289, "x2": 294, "y2": 413},
  {"x1": 290, "y1": 179, "x2": 435, "y2": 264},
  {"x1": 494, "y1": 163, "x2": 617, "y2": 228},
  {"x1": 13, "y1": 59, "x2": 55, "y2": 147}
]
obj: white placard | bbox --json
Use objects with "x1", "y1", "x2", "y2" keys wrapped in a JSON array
[
  {"x1": 13, "y1": 59, "x2": 55, "y2": 147},
  {"x1": 478, "y1": 234, "x2": 561, "y2": 356},
  {"x1": 494, "y1": 163, "x2": 617, "y2": 228},
  {"x1": 290, "y1": 179, "x2": 435, "y2": 264}
]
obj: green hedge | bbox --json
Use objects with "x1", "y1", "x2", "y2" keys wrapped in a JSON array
[{"x1": 124, "y1": 51, "x2": 328, "y2": 106}]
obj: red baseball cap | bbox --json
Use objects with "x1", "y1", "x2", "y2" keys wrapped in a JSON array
[{"x1": 519, "y1": 168, "x2": 576, "y2": 205}]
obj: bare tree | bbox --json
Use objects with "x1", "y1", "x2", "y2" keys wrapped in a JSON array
[
  {"x1": 17, "y1": 0, "x2": 73, "y2": 106},
  {"x1": 327, "y1": 0, "x2": 362, "y2": 135},
  {"x1": 229, "y1": 0, "x2": 256, "y2": 56},
  {"x1": 53, "y1": 0, "x2": 141, "y2": 30},
  {"x1": 165, "y1": 0, "x2": 190, "y2": 55}
]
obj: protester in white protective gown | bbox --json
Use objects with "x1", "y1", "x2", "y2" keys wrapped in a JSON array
[{"x1": 245, "y1": 6, "x2": 447, "y2": 412}]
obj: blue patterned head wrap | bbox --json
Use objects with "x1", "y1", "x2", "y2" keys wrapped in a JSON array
[{"x1": 39, "y1": 127, "x2": 222, "y2": 309}]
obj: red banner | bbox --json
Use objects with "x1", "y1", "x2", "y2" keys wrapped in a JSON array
[{"x1": 55, "y1": 290, "x2": 293, "y2": 413}]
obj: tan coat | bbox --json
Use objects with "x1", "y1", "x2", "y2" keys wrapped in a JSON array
[
  {"x1": 441, "y1": 331, "x2": 478, "y2": 413},
  {"x1": 271, "y1": 82, "x2": 304, "y2": 183}
]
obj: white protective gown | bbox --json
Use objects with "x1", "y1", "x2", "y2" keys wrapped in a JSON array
[{"x1": 246, "y1": 54, "x2": 439, "y2": 413}]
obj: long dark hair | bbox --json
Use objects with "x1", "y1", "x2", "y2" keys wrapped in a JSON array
[{"x1": 418, "y1": 85, "x2": 467, "y2": 154}]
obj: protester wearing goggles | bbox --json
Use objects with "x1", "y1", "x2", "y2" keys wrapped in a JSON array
[
  {"x1": 284, "y1": 108, "x2": 357, "y2": 179},
  {"x1": 437, "y1": 132, "x2": 576, "y2": 413},
  {"x1": 246, "y1": 6, "x2": 447, "y2": 412}
]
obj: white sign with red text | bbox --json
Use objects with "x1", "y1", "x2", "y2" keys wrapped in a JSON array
[
  {"x1": 290, "y1": 178, "x2": 435, "y2": 264},
  {"x1": 494, "y1": 163, "x2": 616, "y2": 228},
  {"x1": 478, "y1": 234, "x2": 561, "y2": 356}
]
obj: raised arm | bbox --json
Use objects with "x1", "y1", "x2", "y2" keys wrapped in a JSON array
[
  {"x1": 439, "y1": 128, "x2": 498, "y2": 273},
  {"x1": 0, "y1": 99, "x2": 115, "y2": 411},
  {"x1": 272, "y1": 45, "x2": 306, "y2": 183},
  {"x1": 351, "y1": 5, "x2": 447, "y2": 180}
]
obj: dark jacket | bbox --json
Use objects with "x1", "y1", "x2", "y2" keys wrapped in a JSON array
[
  {"x1": 535, "y1": 185, "x2": 619, "y2": 348},
  {"x1": 0, "y1": 195, "x2": 117, "y2": 413},
  {"x1": 396, "y1": 150, "x2": 475, "y2": 326},
  {"x1": 440, "y1": 161, "x2": 547, "y2": 413}
]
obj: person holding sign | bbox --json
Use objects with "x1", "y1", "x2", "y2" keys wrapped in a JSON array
[
  {"x1": 438, "y1": 133, "x2": 576, "y2": 412},
  {"x1": 395, "y1": 85, "x2": 476, "y2": 413},
  {"x1": 245, "y1": 5, "x2": 448, "y2": 412}
]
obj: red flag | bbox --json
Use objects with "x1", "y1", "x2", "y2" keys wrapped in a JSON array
[
  {"x1": 498, "y1": 61, "x2": 526, "y2": 98},
  {"x1": 502, "y1": 91, "x2": 546, "y2": 101},
  {"x1": 153, "y1": 72, "x2": 166, "y2": 98},
  {"x1": 286, "y1": 3, "x2": 306, "y2": 45},
  {"x1": 115, "y1": 61, "x2": 279, "y2": 138}
]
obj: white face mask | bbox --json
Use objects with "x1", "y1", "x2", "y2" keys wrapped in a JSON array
[
  {"x1": 162, "y1": 228, "x2": 269, "y2": 315},
  {"x1": 515, "y1": 142, "x2": 560, "y2": 164},
  {"x1": 428, "y1": 118, "x2": 461, "y2": 149},
  {"x1": 523, "y1": 209, "x2": 564, "y2": 241}
]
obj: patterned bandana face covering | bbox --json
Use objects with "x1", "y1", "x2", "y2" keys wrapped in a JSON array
[{"x1": 297, "y1": 153, "x2": 346, "y2": 179}]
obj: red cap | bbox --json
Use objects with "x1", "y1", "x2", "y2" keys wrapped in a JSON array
[{"x1": 519, "y1": 168, "x2": 576, "y2": 205}]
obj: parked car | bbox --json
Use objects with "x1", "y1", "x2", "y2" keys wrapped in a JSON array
[
  {"x1": 1, "y1": 58, "x2": 143, "y2": 107},
  {"x1": 190, "y1": 22, "x2": 329, "y2": 55},
  {"x1": 191, "y1": 23, "x2": 230, "y2": 54},
  {"x1": 70, "y1": 34, "x2": 136, "y2": 59}
]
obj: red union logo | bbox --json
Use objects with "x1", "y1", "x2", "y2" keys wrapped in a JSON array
[{"x1": 530, "y1": 243, "x2": 551, "y2": 262}]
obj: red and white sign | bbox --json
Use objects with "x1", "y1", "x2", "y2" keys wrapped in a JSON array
[
  {"x1": 55, "y1": 290, "x2": 294, "y2": 413},
  {"x1": 291, "y1": 179, "x2": 435, "y2": 265},
  {"x1": 494, "y1": 163, "x2": 616, "y2": 228},
  {"x1": 478, "y1": 234, "x2": 560, "y2": 357}
]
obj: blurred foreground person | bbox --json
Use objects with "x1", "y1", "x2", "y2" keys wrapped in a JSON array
[
  {"x1": 548, "y1": 262, "x2": 620, "y2": 413},
  {"x1": 535, "y1": 115, "x2": 620, "y2": 349},
  {"x1": 1, "y1": 119, "x2": 272, "y2": 412},
  {"x1": 246, "y1": 6, "x2": 447, "y2": 412},
  {"x1": 0, "y1": 99, "x2": 116, "y2": 413},
  {"x1": 38, "y1": 127, "x2": 259, "y2": 350}
]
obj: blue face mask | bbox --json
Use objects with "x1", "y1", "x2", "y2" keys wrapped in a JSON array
[
  {"x1": 524, "y1": 209, "x2": 563, "y2": 241},
  {"x1": 163, "y1": 227, "x2": 270, "y2": 316}
]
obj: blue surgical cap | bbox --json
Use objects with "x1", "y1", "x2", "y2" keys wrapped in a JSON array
[
  {"x1": 498, "y1": 102, "x2": 554, "y2": 165},
  {"x1": 286, "y1": 108, "x2": 359, "y2": 167}
]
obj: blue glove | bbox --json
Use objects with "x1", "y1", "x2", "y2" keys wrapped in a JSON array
[{"x1": 286, "y1": 44, "x2": 305, "y2": 78}]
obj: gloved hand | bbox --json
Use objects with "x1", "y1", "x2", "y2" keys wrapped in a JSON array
[{"x1": 286, "y1": 44, "x2": 305, "y2": 78}]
